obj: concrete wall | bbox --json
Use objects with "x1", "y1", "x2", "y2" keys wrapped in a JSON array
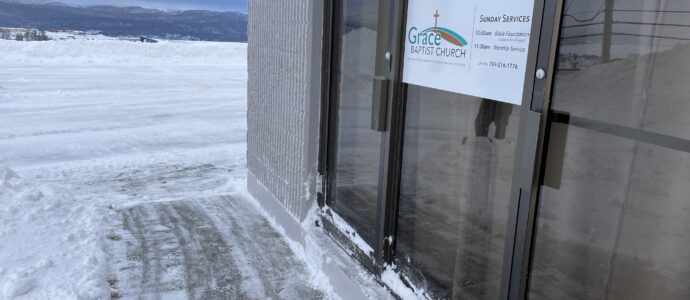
[{"x1": 246, "y1": 0, "x2": 323, "y2": 222}]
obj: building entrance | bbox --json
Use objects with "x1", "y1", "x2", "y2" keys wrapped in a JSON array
[
  {"x1": 319, "y1": 0, "x2": 690, "y2": 299},
  {"x1": 324, "y1": 0, "x2": 384, "y2": 256}
]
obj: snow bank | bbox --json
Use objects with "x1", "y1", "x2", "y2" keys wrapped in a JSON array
[
  {"x1": 0, "y1": 165, "x2": 110, "y2": 299},
  {"x1": 0, "y1": 38, "x2": 250, "y2": 298},
  {"x1": 0, "y1": 39, "x2": 247, "y2": 66}
]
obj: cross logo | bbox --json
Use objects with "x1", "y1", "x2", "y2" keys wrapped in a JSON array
[{"x1": 434, "y1": 10, "x2": 440, "y2": 27}]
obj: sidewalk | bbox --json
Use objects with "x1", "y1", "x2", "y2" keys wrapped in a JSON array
[{"x1": 109, "y1": 195, "x2": 324, "y2": 299}]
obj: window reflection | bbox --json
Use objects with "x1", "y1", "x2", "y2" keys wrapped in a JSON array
[
  {"x1": 530, "y1": 0, "x2": 690, "y2": 298},
  {"x1": 531, "y1": 126, "x2": 690, "y2": 299},
  {"x1": 397, "y1": 86, "x2": 519, "y2": 299},
  {"x1": 333, "y1": 0, "x2": 381, "y2": 247},
  {"x1": 555, "y1": 0, "x2": 690, "y2": 140}
]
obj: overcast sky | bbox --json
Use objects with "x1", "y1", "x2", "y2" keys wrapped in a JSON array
[{"x1": 55, "y1": 0, "x2": 247, "y2": 12}]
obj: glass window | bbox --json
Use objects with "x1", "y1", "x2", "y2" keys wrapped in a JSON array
[
  {"x1": 396, "y1": 86, "x2": 520, "y2": 299},
  {"x1": 530, "y1": 125, "x2": 690, "y2": 299},
  {"x1": 554, "y1": 0, "x2": 690, "y2": 140},
  {"x1": 332, "y1": 0, "x2": 381, "y2": 247},
  {"x1": 530, "y1": 0, "x2": 690, "y2": 298}
]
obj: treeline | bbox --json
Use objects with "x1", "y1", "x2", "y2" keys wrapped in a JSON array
[{"x1": 0, "y1": 28, "x2": 50, "y2": 41}]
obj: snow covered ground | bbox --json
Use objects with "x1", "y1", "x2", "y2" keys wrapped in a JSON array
[{"x1": 0, "y1": 40, "x2": 333, "y2": 299}]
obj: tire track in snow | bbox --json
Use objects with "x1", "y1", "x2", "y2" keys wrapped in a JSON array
[
  {"x1": 112, "y1": 197, "x2": 323, "y2": 299},
  {"x1": 162, "y1": 201, "x2": 248, "y2": 299},
  {"x1": 205, "y1": 196, "x2": 323, "y2": 298}
]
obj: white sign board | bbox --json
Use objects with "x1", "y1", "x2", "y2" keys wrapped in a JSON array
[{"x1": 402, "y1": 0, "x2": 535, "y2": 105}]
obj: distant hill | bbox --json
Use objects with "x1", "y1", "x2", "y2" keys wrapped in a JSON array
[{"x1": 0, "y1": 1, "x2": 247, "y2": 42}]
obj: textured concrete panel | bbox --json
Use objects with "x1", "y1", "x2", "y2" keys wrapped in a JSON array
[{"x1": 247, "y1": 0, "x2": 323, "y2": 222}]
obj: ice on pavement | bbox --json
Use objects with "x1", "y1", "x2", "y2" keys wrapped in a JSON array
[{"x1": 0, "y1": 39, "x2": 336, "y2": 299}]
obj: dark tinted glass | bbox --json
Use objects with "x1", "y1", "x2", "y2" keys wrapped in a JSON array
[
  {"x1": 530, "y1": 125, "x2": 690, "y2": 299},
  {"x1": 553, "y1": 0, "x2": 690, "y2": 140},
  {"x1": 332, "y1": 0, "x2": 381, "y2": 247},
  {"x1": 530, "y1": 0, "x2": 690, "y2": 298},
  {"x1": 397, "y1": 86, "x2": 519, "y2": 299}
]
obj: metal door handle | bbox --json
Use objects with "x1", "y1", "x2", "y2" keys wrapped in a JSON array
[{"x1": 371, "y1": 76, "x2": 388, "y2": 132}]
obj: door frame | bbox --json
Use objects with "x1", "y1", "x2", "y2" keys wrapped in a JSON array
[
  {"x1": 499, "y1": 0, "x2": 565, "y2": 298},
  {"x1": 318, "y1": 0, "x2": 378, "y2": 272},
  {"x1": 318, "y1": 0, "x2": 566, "y2": 298},
  {"x1": 317, "y1": 0, "x2": 402, "y2": 275}
]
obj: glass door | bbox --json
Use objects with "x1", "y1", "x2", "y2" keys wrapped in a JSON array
[
  {"x1": 528, "y1": 0, "x2": 690, "y2": 299},
  {"x1": 394, "y1": 76, "x2": 522, "y2": 300},
  {"x1": 318, "y1": 0, "x2": 571, "y2": 298},
  {"x1": 320, "y1": 0, "x2": 546, "y2": 296},
  {"x1": 321, "y1": 0, "x2": 394, "y2": 265},
  {"x1": 390, "y1": 1, "x2": 535, "y2": 298}
]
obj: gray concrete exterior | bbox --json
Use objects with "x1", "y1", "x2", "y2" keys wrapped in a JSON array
[
  {"x1": 245, "y1": 0, "x2": 325, "y2": 270},
  {"x1": 246, "y1": 0, "x2": 324, "y2": 222},
  {"x1": 246, "y1": 2, "x2": 394, "y2": 299}
]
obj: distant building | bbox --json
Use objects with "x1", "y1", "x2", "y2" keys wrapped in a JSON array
[
  {"x1": 140, "y1": 37, "x2": 159, "y2": 43},
  {"x1": 0, "y1": 27, "x2": 49, "y2": 41}
]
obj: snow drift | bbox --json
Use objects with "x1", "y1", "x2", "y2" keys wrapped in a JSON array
[{"x1": 0, "y1": 165, "x2": 110, "y2": 299}]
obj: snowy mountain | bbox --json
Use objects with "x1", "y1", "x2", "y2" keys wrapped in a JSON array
[
  {"x1": 0, "y1": 0, "x2": 247, "y2": 42},
  {"x1": 1, "y1": 0, "x2": 59, "y2": 4}
]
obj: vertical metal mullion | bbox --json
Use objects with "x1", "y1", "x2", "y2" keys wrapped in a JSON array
[
  {"x1": 519, "y1": 0, "x2": 566, "y2": 296},
  {"x1": 372, "y1": 0, "x2": 394, "y2": 272},
  {"x1": 317, "y1": 0, "x2": 333, "y2": 189},
  {"x1": 524, "y1": 0, "x2": 566, "y2": 277},
  {"x1": 317, "y1": 0, "x2": 332, "y2": 176},
  {"x1": 322, "y1": 0, "x2": 344, "y2": 208},
  {"x1": 501, "y1": 0, "x2": 565, "y2": 299},
  {"x1": 376, "y1": 0, "x2": 408, "y2": 268}
]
